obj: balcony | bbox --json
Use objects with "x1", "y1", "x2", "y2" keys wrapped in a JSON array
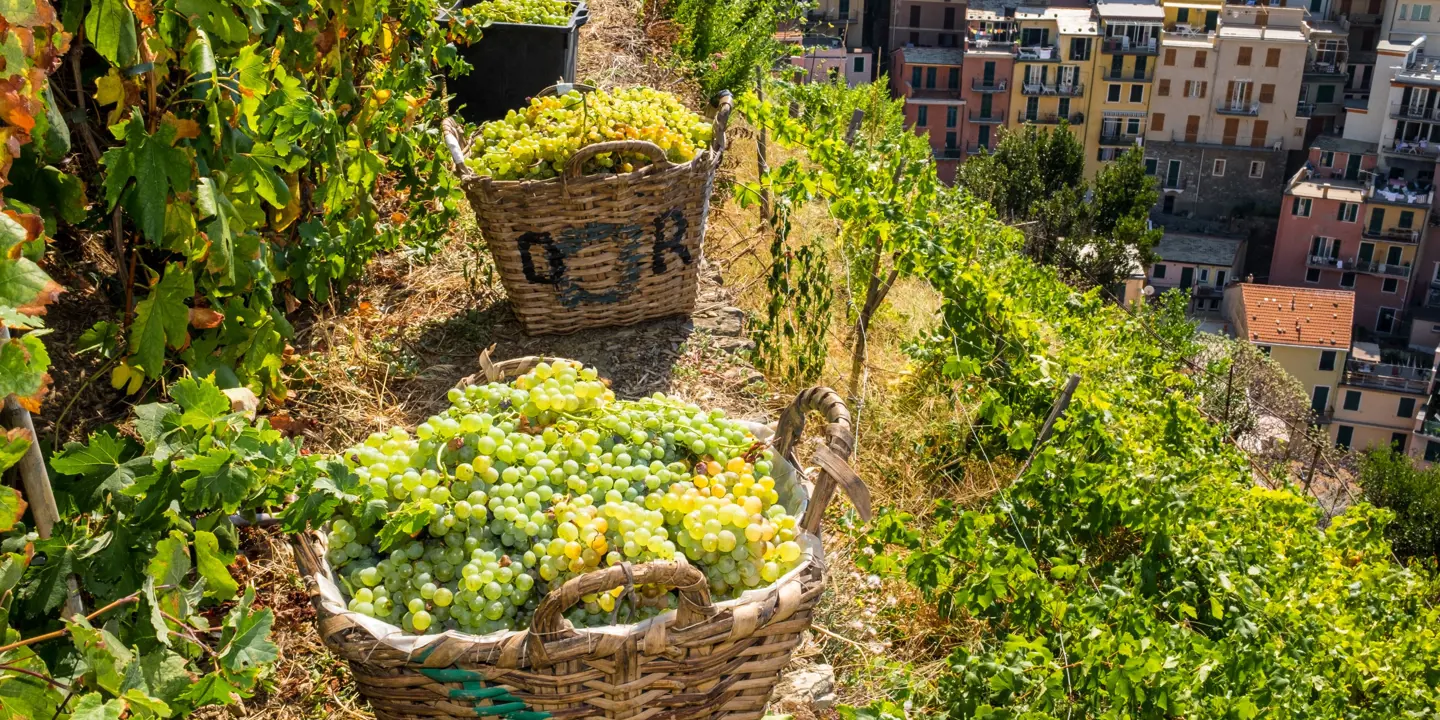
[
  {"x1": 934, "y1": 147, "x2": 963, "y2": 160},
  {"x1": 1161, "y1": 177, "x2": 1187, "y2": 193},
  {"x1": 1389, "y1": 103, "x2": 1440, "y2": 122},
  {"x1": 909, "y1": 87, "x2": 965, "y2": 101},
  {"x1": 1395, "y1": 56, "x2": 1440, "y2": 88},
  {"x1": 1297, "y1": 102, "x2": 1316, "y2": 117},
  {"x1": 968, "y1": 39, "x2": 1017, "y2": 54},
  {"x1": 970, "y1": 111, "x2": 1005, "y2": 124},
  {"x1": 965, "y1": 143, "x2": 991, "y2": 156},
  {"x1": 1361, "y1": 225, "x2": 1422, "y2": 242},
  {"x1": 1344, "y1": 360, "x2": 1433, "y2": 395},
  {"x1": 807, "y1": 8, "x2": 859, "y2": 23},
  {"x1": 1018, "y1": 111, "x2": 1064, "y2": 125},
  {"x1": 1102, "y1": 37, "x2": 1158, "y2": 55},
  {"x1": 1307, "y1": 254, "x2": 1343, "y2": 271},
  {"x1": 1216, "y1": 101, "x2": 1261, "y2": 116},
  {"x1": 1163, "y1": 23, "x2": 1215, "y2": 40},
  {"x1": 1020, "y1": 82, "x2": 1084, "y2": 97},
  {"x1": 1382, "y1": 138, "x2": 1440, "y2": 159},
  {"x1": 1098, "y1": 67, "x2": 1155, "y2": 82},
  {"x1": 971, "y1": 78, "x2": 1008, "y2": 93},
  {"x1": 1352, "y1": 259, "x2": 1414, "y2": 278},
  {"x1": 1303, "y1": 61, "x2": 1347, "y2": 80},
  {"x1": 1016, "y1": 44, "x2": 1060, "y2": 61},
  {"x1": 1314, "y1": 408, "x2": 1335, "y2": 426},
  {"x1": 1166, "y1": 130, "x2": 1283, "y2": 150},
  {"x1": 1367, "y1": 180, "x2": 1435, "y2": 207},
  {"x1": 1348, "y1": 11, "x2": 1381, "y2": 25},
  {"x1": 1099, "y1": 131, "x2": 1144, "y2": 147}
]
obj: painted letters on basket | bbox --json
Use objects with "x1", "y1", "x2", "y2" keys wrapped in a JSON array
[{"x1": 516, "y1": 209, "x2": 693, "y2": 307}]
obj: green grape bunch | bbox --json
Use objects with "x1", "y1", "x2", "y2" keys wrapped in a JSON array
[
  {"x1": 466, "y1": 87, "x2": 716, "y2": 181},
  {"x1": 456, "y1": 0, "x2": 574, "y2": 26},
  {"x1": 316, "y1": 360, "x2": 807, "y2": 637}
]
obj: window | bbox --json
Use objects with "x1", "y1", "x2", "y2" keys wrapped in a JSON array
[
  {"x1": 1159, "y1": 79, "x2": 1171, "y2": 96},
  {"x1": 1249, "y1": 161, "x2": 1264, "y2": 178},
  {"x1": 911, "y1": 67, "x2": 921, "y2": 89},
  {"x1": 1108, "y1": 84, "x2": 1121, "y2": 102},
  {"x1": 1400, "y1": 4, "x2": 1409, "y2": 19},
  {"x1": 1198, "y1": 268, "x2": 1210, "y2": 283},
  {"x1": 1293, "y1": 197, "x2": 1312, "y2": 216},
  {"x1": 1059, "y1": 98, "x2": 1070, "y2": 117},
  {"x1": 1153, "y1": 113, "x2": 1166, "y2": 131},
  {"x1": 1320, "y1": 351, "x2": 1337, "y2": 371},
  {"x1": 1401, "y1": 210, "x2": 1416, "y2": 228},
  {"x1": 1342, "y1": 389, "x2": 1361, "y2": 411},
  {"x1": 1338, "y1": 202, "x2": 1358, "y2": 222},
  {"x1": 1306, "y1": 267, "x2": 1322, "y2": 282},
  {"x1": 1384, "y1": 277, "x2": 1399, "y2": 293},
  {"x1": 1185, "y1": 80, "x2": 1207, "y2": 98},
  {"x1": 1237, "y1": 46, "x2": 1252, "y2": 66},
  {"x1": 1341, "y1": 271, "x2": 1356, "y2": 288},
  {"x1": 1213, "y1": 159, "x2": 1226, "y2": 176},
  {"x1": 1392, "y1": 433, "x2": 1408, "y2": 452},
  {"x1": 948, "y1": 68, "x2": 959, "y2": 89},
  {"x1": 1419, "y1": 4, "x2": 1433, "y2": 20},
  {"x1": 1311, "y1": 385, "x2": 1330, "y2": 415},
  {"x1": 1145, "y1": 157, "x2": 1158, "y2": 175},
  {"x1": 1070, "y1": 38, "x2": 1091, "y2": 61},
  {"x1": 1427, "y1": 441, "x2": 1440, "y2": 463},
  {"x1": 917, "y1": 105, "x2": 928, "y2": 126},
  {"x1": 1258, "y1": 345, "x2": 1271, "y2": 356},
  {"x1": 1127, "y1": 117, "x2": 1141, "y2": 135},
  {"x1": 1164, "y1": 48, "x2": 1176, "y2": 65},
  {"x1": 1153, "y1": 263, "x2": 1167, "y2": 278},
  {"x1": 1130, "y1": 85, "x2": 1144, "y2": 103},
  {"x1": 1259, "y1": 84, "x2": 1275, "y2": 103},
  {"x1": 1265, "y1": 48, "x2": 1281, "y2": 67},
  {"x1": 1316, "y1": 85, "x2": 1336, "y2": 103},
  {"x1": 1337, "y1": 425, "x2": 1354, "y2": 449},
  {"x1": 1216, "y1": 270, "x2": 1227, "y2": 287},
  {"x1": 853, "y1": 57, "x2": 865, "y2": 73},
  {"x1": 926, "y1": 67, "x2": 937, "y2": 88},
  {"x1": 1194, "y1": 50, "x2": 1207, "y2": 68},
  {"x1": 947, "y1": 106, "x2": 957, "y2": 127},
  {"x1": 1399, "y1": 397, "x2": 1417, "y2": 418},
  {"x1": 945, "y1": 131, "x2": 956, "y2": 149},
  {"x1": 1320, "y1": 150, "x2": 1335, "y2": 167}
]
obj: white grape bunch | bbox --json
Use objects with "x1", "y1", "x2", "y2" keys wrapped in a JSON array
[
  {"x1": 466, "y1": 87, "x2": 715, "y2": 181},
  {"x1": 320, "y1": 360, "x2": 806, "y2": 636},
  {"x1": 457, "y1": 0, "x2": 573, "y2": 26}
]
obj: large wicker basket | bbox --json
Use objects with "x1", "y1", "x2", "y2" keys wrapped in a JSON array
[
  {"x1": 294, "y1": 355, "x2": 870, "y2": 720},
  {"x1": 442, "y1": 87, "x2": 732, "y2": 336}
]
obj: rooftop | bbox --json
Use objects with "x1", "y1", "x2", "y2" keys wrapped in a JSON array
[
  {"x1": 897, "y1": 47, "x2": 967, "y2": 66},
  {"x1": 1237, "y1": 285, "x2": 1354, "y2": 350},
  {"x1": 1153, "y1": 233, "x2": 1242, "y2": 267},
  {"x1": 1311, "y1": 135, "x2": 1377, "y2": 154},
  {"x1": 1095, "y1": 2, "x2": 1165, "y2": 20},
  {"x1": 1013, "y1": 6, "x2": 1100, "y2": 33},
  {"x1": 1218, "y1": 25, "x2": 1307, "y2": 41}
]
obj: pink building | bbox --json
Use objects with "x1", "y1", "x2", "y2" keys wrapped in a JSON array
[
  {"x1": 960, "y1": 9, "x2": 1015, "y2": 162},
  {"x1": 1270, "y1": 136, "x2": 1435, "y2": 336},
  {"x1": 891, "y1": 46, "x2": 967, "y2": 182}
]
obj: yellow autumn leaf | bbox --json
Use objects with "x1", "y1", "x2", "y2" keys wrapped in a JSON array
[
  {"x1": 271, "y1": 173, "x2": 302, "y2": 232},
  {"x1": 93, "y1": 69, "x2": 130, "y2": 126},
  {"x1": 111, "y1": 363, "x2": 144, "y2": 394}
]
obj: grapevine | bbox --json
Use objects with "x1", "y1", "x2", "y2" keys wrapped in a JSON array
[
  {"x1": 468, "y1": 87, "x2": 714, "y2": 180},
  {"x1": 291, "y1": 360, "x2": 808, "y2": 636}
]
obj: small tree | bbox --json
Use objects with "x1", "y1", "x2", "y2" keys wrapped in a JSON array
[{"x1": 1356, "y1": 449, "x2": 1440, "y2": 562}]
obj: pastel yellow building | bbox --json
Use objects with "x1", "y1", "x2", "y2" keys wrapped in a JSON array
[
  {"x1": 1331, "y1": 342, "x2": 1432, "y2": 456},
  {"x1": 1086, "y1": 1, "x2": 1164, "y2": 176},
  {"x1": 1225, "y1": 283, "x2": 1353, "y2": 421},
  {"x1": 1009, "y1": 7, "x2": 1096, "y2": 148}
]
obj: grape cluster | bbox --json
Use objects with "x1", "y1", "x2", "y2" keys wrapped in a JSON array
[
  {"x1": 323, "y1": 360, "x2": 806, "y2": 636},
  {"x1": 466, "y1": 87, "x2": 715, "y2": 181},
  {"x1": 457, "y1": 0, "x2": 573, "y2": 26}
]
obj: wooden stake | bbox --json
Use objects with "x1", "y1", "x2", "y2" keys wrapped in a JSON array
[
  {"x1": 754, "y1": 67, "x2": 772, "y2": 221},
  {"x1": 1016, "y1": 374, "x2": 1082, "y2": 480}
]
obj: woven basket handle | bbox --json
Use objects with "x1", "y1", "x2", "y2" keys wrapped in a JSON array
[
  {"x1": 441, "y1": 117, "x2": 480, "y2": 185},
  {"x1": 454, "y1": 349, "x2": 607, "y2": 389},
  {"x1": 527, "y1": 561, "x2": 713, "y2": 665},
  {"x1": 711, "y1": 91, "x2": 734, "y2": 153},
  {"x1": 561, "y1": 140, "x2": 672, "y2": 181},
  {"x1": 775, "y1": 387, "x2": 872, "y2": 535}
]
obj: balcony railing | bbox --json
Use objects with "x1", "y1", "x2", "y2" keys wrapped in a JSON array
[
  {"x1": 1099, "y1": 132, "x2": 1144, "y2": 146},
  {"x1": 1367, "y1": 181, "x2": 1435, "y2": 206},
  {"x1": 1352, "y1": 259, "x2": 1414, "y2": 278},
  {"x1": 1102, "y1": 37, "x2": 1159, "y2": 55},
  {"x1": 1168, "y1": 130, "x2": 1283, "y2": 150},
  {"x1": 807, "y1": 8, "x2": 859, "y2": 22},
  {"x1": 1389, "y1": 103, "x2": 1440, "y2": 122},
  {"x1": 971, "y1": 78, "x2": 1008, "y2": 93},
  {"x1": 1304, "y1": 61, "x2": 1346, "y2": 78},
  {"x1": 970, "y1": 111, "x2": 1005, "y2": 124},
  {"x1": 1020, "y1": 82, "x2": 1084, "y2": 96},
  {"x1": 968, "y1": 39, "x2": 1017, "y2": 53},
  {"x1": 1383, "y1": 138, "x2": 1440, "y2": 158},
  {"x1": 1396, "y1": 56, "x2": 1440, "y2": 85},
  {"x1": 1098, "y1": 67, "x2": 1155, "y2": 82},
  {"x1": 1344, "y1": 360, "x2": 1433, "y2": 395},
  {"x1": 1361, "y1": 227, "x2": 1422, "y2": 243},
  {"x1": 1016, "y1": 44, "x2": 1059, "y2": 61},
  {"x1": 934, "y1": 147, "x2": 963, "y2": 160},
  {"x1": 1216, "y1": 101, "x2": 1261, "y2": 116},
  {"x1": 1018, "y1": 111, "x2": 1065, "y2": 125},
  {"x1": 1297, "y1": 102, "x2": 1317, "y2": 117},
  {"x1": 910, "y1": 87, "x2": 965, "y2": 101},
  {"x1": 1164, "y1": 23, "x2": 1215, "y2": 39},
  {"x1": 1307, "y1": 254, "x2": 1343, "y2": 270},
  {"x1": 1162, "y1": 177, "x2": 1187, "y2": 192},
  {"x1": 965, "y1": 143, "x2": 991, "y2": 156}
]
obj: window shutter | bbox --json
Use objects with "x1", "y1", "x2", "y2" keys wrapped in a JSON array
[
  {"x1": 1194, "y1": 51, "x2": 1206, "y2": 68},
  {"x1": 1338, "y1": 203, "x2": 1346, "y2": 221},
  {"x1": 1165, "y1": 48, "x2": 1176, "y2": 66},
  {"x1": 1199, "y1": 81, "x2": 1208, "y2": 98},
  {"x1": 1238, "y1": 46, "x2": 1252, "y2": 65},
  {"x1": 1159, "y1": 79, "x2": 1171, "y2": 96},
  {"x1": 1252, "y1": 119, "x2": 1269, "y2": 147},
  {"x1": 1154, "y1": 113, "x2": 1166, "y2": 131},
  {"x1": 1266, "y1": 48, "x2": 1281, "y2": 67},
  {"x1": 1260, "y1": 83, "x2": 1275, "y2": 103},
  {"x1": 1226, "y1": 80, "x2": 1236, "y2": 102}
]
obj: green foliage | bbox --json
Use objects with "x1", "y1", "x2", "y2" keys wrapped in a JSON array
[
  {"x1": 665, "y1": 0, "x2": 801, "y2": 96},
  {"x1": 0, "y1": 375, "x2": 308, "y2": 716},
  {"x1": 1357, "y1": 448, "x2": 1440, "y2": 562}
]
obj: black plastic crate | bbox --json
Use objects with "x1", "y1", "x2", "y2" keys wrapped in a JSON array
[{"x1": 445, "y1": 0, "x2": 589, "y2": 124}]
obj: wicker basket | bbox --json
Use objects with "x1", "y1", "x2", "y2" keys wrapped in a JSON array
[
  {"x1": 294, "y1": 355, "x2": 871, "y2": 720},
  {"x1": 442, "y1": 87, "x2": 733, "y2": 336}
]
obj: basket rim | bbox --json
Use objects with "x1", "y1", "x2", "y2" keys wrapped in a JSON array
[{"x1": 462, "y1": 143, "x2": 720, "y2": 192}]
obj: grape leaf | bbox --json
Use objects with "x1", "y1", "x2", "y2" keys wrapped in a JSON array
[
  {"x1": 68, "y1": 618, "x2": 135, "y2": 694},
  {"x1": 178, "y1": 448, "x2": 253, "y2": 513},
  {"x1": 218, "y1": 587, "x2": 277, "y2": 673},
  {"x1": 0, "y1": 427, "x2": 30, "y2": 475},
  {"x1": 281, "y1": 458, "x2": 362, "y2": 532},
  {"x1": 147, "y1": 531, "x2": 192, "y2": 591},
  {"x1": 172, "y1": 376, "x2": 231, "y2": 428},
  {"x1": 193, "y1": 530, "x2": 238, "y2": 600},
  {"x1": 83, "y1": 0, "x2": 138, "y2": 66},
  {"x1": 133, "y1": 402, "x2": 180, "y2": 446},
  {"x1": 69, "y1": 693, "x2": 125, "y2": 720},
  {"x1": 136, "y1": 650, "x2": 193, "y2": 703},
  {"x1": 129, "y1": 263, "x2": 195, "y2": 378},
  {"x1": 0, "y1": 331, "x2": 50, "y2": 413},
  {"x1": 51, "y1": 430, "x2": 150, "y2": 500},
  {"x1": 102, "y1": 113, "x2": 194, "y2": 244},
  {"x1": 19, "y1": 529, "x2": 76, "y2": 615},
  {"x1": 175, "y1": 673, "x2": 242, "y2": 709},
  {"x1": 120, "y1": 689, "x2": 172, "y2": 720},
  {"x1": 377, "y1": 498, "x2": 438, "y2": 551},
  {"x1": 175, "y1": 0, "x2": 250, "y2": 45},
  {"x1": 0, "y1": 644, "x2": 64, "y2": 720}
]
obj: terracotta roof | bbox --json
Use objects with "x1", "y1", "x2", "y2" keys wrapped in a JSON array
[{"x1": 1237, "y1": 285, "x2": 1354, "y2": 349}]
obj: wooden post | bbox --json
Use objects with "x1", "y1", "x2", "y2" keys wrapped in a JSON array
[
  {"x1": 1015, "y1": 374, "x2": 1082, "y2": 480},
  {"x1": 1222, "y1": 359, "x2": 1236, "y2": 431},
  {"x1": 1, "y1": 328, "x2": 85, "y2": 618},
  {"x1": 754, "y1": 67, "x2": 772, "y2": 221},
  {"x1": 1303, "y1": 437, "x2": 1323, "y2": 495},
  {"x1": 845, "y1": 109, "x2": 864, "y2": 144}
]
